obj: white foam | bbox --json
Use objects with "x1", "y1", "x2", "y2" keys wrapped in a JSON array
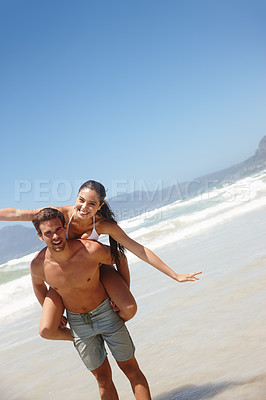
[
  {"x1": 123, "y1": 171, "x2": 266, "y2": 246},
  {"x1": 1, "y1": 171, "x2": 265, "y2": 319},
  {"x1": 144, "y1": 196, "x2": 266, "y2": 251},
  {"x1": 0, "y1": 251, "x2": 38, "y2": 269},
  {"x1": 0, "y1": 274, "x2": 38, "y2": 319}
]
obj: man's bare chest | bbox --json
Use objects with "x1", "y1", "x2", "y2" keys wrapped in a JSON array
[{"x1": 43, "y1": 259, "x2": 98, "y2": 291}]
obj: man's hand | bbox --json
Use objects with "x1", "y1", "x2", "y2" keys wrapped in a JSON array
[
  {"x1": 110, "y1": 300, "x2": 120, "y2": 312},
  {"x1": 59, "y1": 315, "x2": 68, "y2": 329},
  {"x1": 174, "y1": 271, "x2": 202, "y2": 282}
]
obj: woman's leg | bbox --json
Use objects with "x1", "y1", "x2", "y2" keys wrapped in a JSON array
[
  {"x1": 116, "y1": 252, "x2": 130, "y2": 288},
  {"x1": 39, "y1": 287, "x2": 73, "y2": 341},
  {"x1": 100, "y1": 265, "x2": 137, "y2": 322}
]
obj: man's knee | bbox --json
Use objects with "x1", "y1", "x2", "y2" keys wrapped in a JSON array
[
  {"x1": 91, "y1": 359, "x2": 113, "y2": 386},
  {"x1": 117, "y1": 357, "x2": 141, "y2": 379}
]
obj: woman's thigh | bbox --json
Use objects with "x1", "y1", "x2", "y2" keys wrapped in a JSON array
[
  {"x1": 39, "y1": 287, "x2": 65, "y2": 331},
  {"x1": 100, "y1": 265, "x2": 137, "y2": 321}
]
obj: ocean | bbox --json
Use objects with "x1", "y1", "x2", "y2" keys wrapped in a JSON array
[{"x1": 0, "y1": 171, "x2": 266, "y2": 399}]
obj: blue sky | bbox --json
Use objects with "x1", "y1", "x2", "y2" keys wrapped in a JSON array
[{"x1": 0, "y1": 0, "x2": 265, "y2": 225}]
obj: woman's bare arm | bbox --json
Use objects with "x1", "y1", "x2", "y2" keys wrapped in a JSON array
[
  {"x1": 0, "y1": 208, "x2": 40, "y2": 221},
  {"x1": 0, "y1": 206, "x2": 73, "y2": 221},
  {"x1": 104, "y1": 222, "x2": 202, "y2": 283}
]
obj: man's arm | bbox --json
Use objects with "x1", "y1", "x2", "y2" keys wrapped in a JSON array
[
  {"x1": 99, "y1": 246, "x2": 130, "y2": 288},
  {"x1": 97, "y1": 242, "x2": 115, "y2": 265},
  {"x1": 84, "y1": 240, "x2": 115, "y2": 266},
  {"x1": 30, "y1": 259, "x2": 48, "y2": 306}
]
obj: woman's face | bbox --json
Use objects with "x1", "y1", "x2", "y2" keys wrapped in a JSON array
[{"x1": 74, "y1": 188, "x2": 102, "y2": 218}]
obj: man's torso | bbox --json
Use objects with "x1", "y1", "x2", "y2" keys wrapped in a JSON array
[{"x1": 36, "y1": 240, "x2": 108, "y2": 312}]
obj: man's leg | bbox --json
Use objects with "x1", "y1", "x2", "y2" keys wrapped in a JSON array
[
  {"x1": 116, "y1": 357, "x2": 151, "y2": 400},
  {"x1": 90, "y1": 357, "x2": 119, "y2": 400}
]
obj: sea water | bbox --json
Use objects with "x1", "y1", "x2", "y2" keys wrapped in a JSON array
[{"x1": 0, "y1": 171, "x2": 266, "y2": 399}]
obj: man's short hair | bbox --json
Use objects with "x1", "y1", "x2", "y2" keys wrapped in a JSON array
[{"x1": 32, "y1": 208, "x2": 65, "y2": 235}]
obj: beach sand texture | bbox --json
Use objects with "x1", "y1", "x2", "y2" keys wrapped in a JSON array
[{"x1": 0, "y1": 173, "x2": 265, "y2": 399}]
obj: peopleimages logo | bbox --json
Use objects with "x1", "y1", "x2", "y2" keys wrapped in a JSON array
[
  {"x1": 14, "y1": 179, "x2": 82, "y2": 202},
  {"x1": 14, "y1": 178, "x2": 251, "y2": 204}
]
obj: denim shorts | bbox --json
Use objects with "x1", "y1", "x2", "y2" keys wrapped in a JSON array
[{"x1": 67, "y1": 297, "x2": 135, "y2": 371}]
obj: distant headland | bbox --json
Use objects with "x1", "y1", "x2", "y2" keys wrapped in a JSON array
[{"x1": 0, "y1": 136, "x2": 265, "y2": 264}]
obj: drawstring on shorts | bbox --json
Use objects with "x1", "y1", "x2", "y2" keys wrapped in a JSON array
[{"x1": 81, "y1": 312, "x2": 92, "y2": 326}]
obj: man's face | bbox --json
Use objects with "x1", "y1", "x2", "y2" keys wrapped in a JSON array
[{"x1": 38, "y1": 218, "x2": 67, "y2": 252}]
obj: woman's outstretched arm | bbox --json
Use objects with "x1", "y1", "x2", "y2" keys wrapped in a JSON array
[
  {"x1": 0, "y1": 208, "x2": 39, "y2": 221},
  {"x1": 105, "y1": 223, "x2": 202, "y2": 282},
  {"x1": 0, "y1": 206, "x2": 72, "y2": 221}
]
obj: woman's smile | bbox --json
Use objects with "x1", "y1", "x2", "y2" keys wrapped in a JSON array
[{"x1": 78, "y1": 209, "x2": 90, "y2": 216}]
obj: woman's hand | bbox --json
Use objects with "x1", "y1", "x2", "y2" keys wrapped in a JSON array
[{"x1": 174, "y1": 271, "x2": 202, "y2": 282}]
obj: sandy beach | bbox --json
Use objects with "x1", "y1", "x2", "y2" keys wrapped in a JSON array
[{"x1": 1, "y1": 200, "x2": 266, "y2": 400}]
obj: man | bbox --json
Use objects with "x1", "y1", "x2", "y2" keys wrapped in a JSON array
[{"x1": 31, "y1": 207, "x2": 151, "y2": 400}]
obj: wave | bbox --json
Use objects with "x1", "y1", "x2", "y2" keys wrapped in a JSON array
[
  {"x1": 0, "y1": 251, "x2": 38, "y2": 270},
  {"x1": 130, "y1": 197, "x2": 266, "y2": 252},
  {"x1": 0, "y1": 170, "x2": 265, "y2": 319},
  {"x1": 125, "y1": 171, "x2": 266, "y2": 251},
  {"x1": 0, "y1": 274, "x2": 38, "y2": 319},
  {"x1": 120, "y1": 171, "x2": 266, "y2": 232}
]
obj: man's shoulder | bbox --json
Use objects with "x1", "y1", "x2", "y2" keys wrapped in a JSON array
[
  {"x1": 67, "y1": 239, "x2": 111, "y2": 265},
  {"x1": 30, "y1": 248, "x2": 46, "y2": 270},
  {"x1": 78, "y1": 238, "x2": 106, "y2": 251},
  {"x1": 69, "y1": 239, "x2": 107, "y2": 256}
]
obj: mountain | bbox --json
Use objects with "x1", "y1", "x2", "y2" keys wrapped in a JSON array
[
  {"x1": 0, "y1": 225, "x2": 43, "y2": 264},
  {"x1": 108, "y1": 136, "x2": 266, "y2": 218},
  {"x1": 0, "y1": 136, "x2": 265, "y2": 264}
]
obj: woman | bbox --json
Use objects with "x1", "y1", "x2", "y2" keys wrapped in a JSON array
[{"x1": 1, "y1": 180, "x2": 201, "y2": 338}]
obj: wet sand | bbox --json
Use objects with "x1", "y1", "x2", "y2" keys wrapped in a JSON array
[{"x1": 1, "y1": 207, "x2": 266, "y2": 399}]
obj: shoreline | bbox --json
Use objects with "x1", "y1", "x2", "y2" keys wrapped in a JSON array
[{"x1": 1, "y1": 204, "x2": 266, "y2": 399}]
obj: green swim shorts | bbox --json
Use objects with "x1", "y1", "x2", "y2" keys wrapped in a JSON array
[{"x1": 67, "y1": 297, "x2": 135, "y2": 371}]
